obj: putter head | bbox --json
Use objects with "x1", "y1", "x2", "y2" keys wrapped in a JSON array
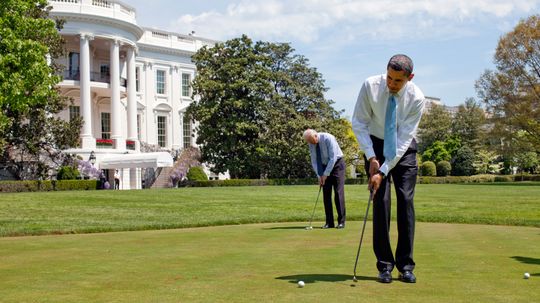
[
  {"x1": 353, "y1": 276, "x2": 358, "y2": 282},
  {"x1": 305, "y1": 226, "x2": 313, "y2": 230}
]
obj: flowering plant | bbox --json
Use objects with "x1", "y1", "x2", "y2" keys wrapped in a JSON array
[{"x1": 96, "y1": 139, "x2": 113, "y2": 147}]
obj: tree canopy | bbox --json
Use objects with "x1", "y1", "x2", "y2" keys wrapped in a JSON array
[
  {"x1": 0, "y1": 0, "x2": 81, "y2": 179},
  {"x1": 187, "y1": 35, "x2": 356, "y2": 178},
  {"x1": 476, "y1": 14, "x2": 540, "y2": 154}
]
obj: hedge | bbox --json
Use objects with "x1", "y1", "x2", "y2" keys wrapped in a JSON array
[{"x1": 0, "y1": 180, "x2": 100, "y2": 193}]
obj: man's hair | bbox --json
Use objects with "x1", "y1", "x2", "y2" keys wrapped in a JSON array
[
  {"x1": 303, "y1": 129, "x2": 317, "y2": 141},
  {"x1": 387, "y1": 54, "x2": 414, "y2": 77}
]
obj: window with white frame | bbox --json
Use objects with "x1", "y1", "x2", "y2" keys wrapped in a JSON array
[
  {"x1": 69, "y1": 105, "x2": 80, "y2": 121},
  {"x1": 137, "y1": 114, "x2": 141, "y2": 141},
  {"x1": 181, "y1": 73, "x2": 191, "y2": 97},
  {"x1": 101, "y1": 112, "x2": 111, "y2": 139},
  {"x1": 68, "y1": 52, "x2": 79, "y2": 79},
  {"x1": 135, "y1": 66, "x2": 140, "y2": 92},
  {"x1": 183, "y1": 116, "x2": 191, "y2": 148},
  {"x1": 156, "y1": 69, "x2": 166, "y2": 94},
  {"x1": 157, "y1": 116, "x2": 167, "y2": 147}
]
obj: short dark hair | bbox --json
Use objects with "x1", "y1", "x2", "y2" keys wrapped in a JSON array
[{"x1": 387, "y1": 54, "x2": 414, "y2": 77}]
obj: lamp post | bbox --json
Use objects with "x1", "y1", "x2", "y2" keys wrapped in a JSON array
[{"x1": 89, "y1": 151, "x2": 96, "y2": 166}]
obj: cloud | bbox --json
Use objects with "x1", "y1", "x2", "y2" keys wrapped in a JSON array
[{"x1": 169, "y1": 0, "x2": 540, "y2": 43}]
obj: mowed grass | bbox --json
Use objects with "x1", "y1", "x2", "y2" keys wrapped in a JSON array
[
  {"x1": 0, "y1": 222, "x2": 538, "y2": 303},
  {"x1": 0, "y1": 183, "x2": 539, "y2": 237}
]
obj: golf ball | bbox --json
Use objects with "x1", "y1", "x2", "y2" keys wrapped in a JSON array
[
  {"x1": 298, "y1": 281, "x2": 305, "y2": 288},
  {"x1": 524, "y1": 272, "x2": 530, "y2": 279}
]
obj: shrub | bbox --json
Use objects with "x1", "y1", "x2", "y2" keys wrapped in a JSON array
[
  {"x1": 187, "y1": 166, "x2": 208, "y2": 181},
  {"x1": 56, "y1": 166, "x2": 80, "y2": 180},
  {"x1": 421, "y1": 161, "x2": 436, "y2": 176},
  {"x1": 452, "y1": 145, "x2": 475, "y2": 176},
  {"x1": 436, "y1": 161, "x2": 451, "y2": 176}
]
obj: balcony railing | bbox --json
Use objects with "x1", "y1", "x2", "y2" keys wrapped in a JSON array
[{"x1": 62, "y1": 70, "x2": 127, "y2": 87}]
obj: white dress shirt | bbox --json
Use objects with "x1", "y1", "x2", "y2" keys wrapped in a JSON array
[
  {"x1": 352, "y1": 74, "x2": 425, "y2": 175},
  {"x1": 308, "y1": 132, "x2": 344, "y2": 177}
]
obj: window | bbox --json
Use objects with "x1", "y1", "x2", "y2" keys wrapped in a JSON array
[
  {"x1": 157, "y1": 116, "x2": 167, "y2": 147},
  {"x1": 156, "y1": 70, "x2": 166, "y2": 94},
  {"x1": 69, "y1": 105, "x2": 80, "y2": 121},
  {"x1": 100, "y1": 64, "x2": 110, "y2": 82},
  {"x1": 137, "y1": 114, "x2": 141, "y2": 141},
  {"x1": 68, "y1": 52, "x2": 79, "y2": 79},
  {"x1": 181, "y1": 73, "x2": 191, "y2": 97},
  {"x1": 101, "y1": 112, "x2": 111, "y2": 139},
  {"x1": 135, "y1": 67, "x2": 140, "y2": 92},
  {"x1": 183, "y1": 117, "x2": 191, "y2": 148}
]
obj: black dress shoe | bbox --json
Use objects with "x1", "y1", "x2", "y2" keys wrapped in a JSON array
[
  {"x1": 336, "y1": 223, "x2": 345, "y2": 229},
  {"x1": 378, "y1": 270, "x2": 392, "y2": 283},
  {"x1": 321, "y1": 224, "x2": 334, "y2": 229},
  {"x1": 398, "y1": 271, "x2": 416, "y2": 283}
]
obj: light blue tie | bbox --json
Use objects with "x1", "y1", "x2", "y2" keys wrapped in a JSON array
[{"x1": 384, "y1": 95, "x2": 397, "y2": 160}]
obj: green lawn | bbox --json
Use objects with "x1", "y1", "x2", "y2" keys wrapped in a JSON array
[
  {"x1": 0, "y1": 184, "x2": 539, "y2": 302},
  {"x1": 0, "y1": 184, "x2": 539, "y2": 237},
  {"x1": 0, "y1": 222, "x2": 538, "y2": 303}
]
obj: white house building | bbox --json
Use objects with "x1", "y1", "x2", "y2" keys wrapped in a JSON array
[{"x1": 49, "y1": 0, "x2": 220, "y2": 189}]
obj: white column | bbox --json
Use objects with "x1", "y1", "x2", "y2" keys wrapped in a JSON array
[
  {"x1": 110, "y1": 39, "x2": 124, "y2": 150},
  {"x1": 126, "y1": 46, "x2": 139, "y2": 151},
  {"x1": 80, "y1": 33, "x2": 96, "y2": 149}
]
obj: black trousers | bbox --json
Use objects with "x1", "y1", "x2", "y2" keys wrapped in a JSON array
[
  {"x1": 323, "y1": 157, "x2": 346, "y2": 226},
  {"x1": 364, "y1": 136, "x2": 417, "y2": 273}
]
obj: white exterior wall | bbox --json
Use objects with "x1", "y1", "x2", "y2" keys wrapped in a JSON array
[{"x1": 49, "y1": 0, "x2": 220, "y2": 188}]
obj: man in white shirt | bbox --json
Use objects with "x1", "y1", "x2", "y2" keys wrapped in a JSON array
[
  {"x1": 304, "y1": 129, "x2": 346, "y2": 229},
  {"x1": 352, "y1": 54, "x2": 425, "y2": 284}
]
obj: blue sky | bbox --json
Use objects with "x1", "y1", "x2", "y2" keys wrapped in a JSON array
[{"x1": 126, "y1": 0, "x2": 539, "y2": 117}]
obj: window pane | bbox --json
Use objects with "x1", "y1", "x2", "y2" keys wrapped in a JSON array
[
  {"x1": 158, "y1": 116, "x2": 166, "y2": 147},
  {"x1": 183, "y1": 117, "x2": 191, "y2": 149},
  {"x1": 101, "y1": 112, "x2": 111, "y2": 139},
  {"x1": 135, "y1": 67, "x2": 140, "y2": 92},
  {"x1": 69, "y1": 105, "x2": 80, "y2": 121},
  {"x1": 182, "y1": 73, "x2": 191, "y2": 97},
  {"x1": 156, "y1": 70, "x2": 165, "y2": 94}
]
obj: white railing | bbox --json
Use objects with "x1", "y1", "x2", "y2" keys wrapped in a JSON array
[
  {"x1": 50, "y1": 0, "x2": 79, "y2": 3},
  {"x1": 92, "y1": 0, "x2": 111, "y2": 8},
  {"x1": 49, "y1": 0, "x2": 137, "y2": 24}
]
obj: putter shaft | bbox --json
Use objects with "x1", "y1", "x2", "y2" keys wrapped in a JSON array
[{"x1": 352, "y1": 190, "x2": 374, "y2": 281}]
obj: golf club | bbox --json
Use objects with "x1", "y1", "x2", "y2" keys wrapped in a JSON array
[
  {"x1": 305, "y1": 186, "x2": 322, "y2": 230},
  {"x1": 352, "y1": 189, "x2": 374, "y2": 282}
]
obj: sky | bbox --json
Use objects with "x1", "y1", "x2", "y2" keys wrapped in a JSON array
[{"x1": 125, "y1": 0, "x2": 539, "y2": 117}]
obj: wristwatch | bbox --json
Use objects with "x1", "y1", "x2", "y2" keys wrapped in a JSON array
[{"x1": 377, "y1": 170, "x2": 386, "y2": 178}]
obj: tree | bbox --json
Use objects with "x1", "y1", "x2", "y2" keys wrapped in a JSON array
[
  {"x1": 451, "y1": 98, "x2": 486, "y2": 152},
  {"x1": 473, "y1": 149, "x2": 501, "y2": 174},
  {"x1": 187, "y1": 35, "x2": 348, "y2": 178},
  {"x1": 422, "y1": 141, "x2": 451, "y2": 164},
  {"x1": 476, "y1": 14, "x2": 540, "y2": 153},
  {"x1": 417, "y1": 103, "x2": 452, "y2": 152},
  {"x1": 0, "y1": 0, "x2": 82, "y2": 179},
  {"x1": 451, "y1": 145, "x2": 475, "y2": 176}
]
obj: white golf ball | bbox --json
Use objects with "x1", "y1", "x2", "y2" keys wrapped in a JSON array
[
  {"x1": 524, "y1": 272, "x2": 530, "y2": 279},
  {"x1": 298, "y1": 280, "x2": 305, "y2": 288}
]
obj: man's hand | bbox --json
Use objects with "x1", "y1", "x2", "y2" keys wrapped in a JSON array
[
  {"x1": 319, "y1": 175, "x2": 327, "y2": 186},
  {"x1": 368, "y1": 157, "x2": 380, "y2": 177},
  {"x1": 369, "y1": 173, "x2": 383, "y2": 194}
]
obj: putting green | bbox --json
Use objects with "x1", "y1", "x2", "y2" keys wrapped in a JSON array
[{"x1": 0, "y1": 222, "x2": 538, "y2": 302}]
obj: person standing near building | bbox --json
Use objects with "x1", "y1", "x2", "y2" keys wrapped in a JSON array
[
  {"x1": 303, "y1": 129, "x2": 346, "y2": 229},
  {"x1": 114, "y1": 170, "x2": 120, "y2": 190},
  {"x1": 352, "y1": 54, "x2": 425, "y2": 283}
]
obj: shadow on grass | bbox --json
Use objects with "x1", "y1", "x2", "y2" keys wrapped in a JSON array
[
  {"x1": 276, "y1": 274, "x2": 377, "y2": 284},
  {"x1": 511, "y1": 256, "x2": 540, "y2": 265},
  {"x1": 511, "y1": 256, "x2": 539, "y2": 277},
  {"x1": 263, "y1": 226, "x2": 313, "y2": 230}
]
